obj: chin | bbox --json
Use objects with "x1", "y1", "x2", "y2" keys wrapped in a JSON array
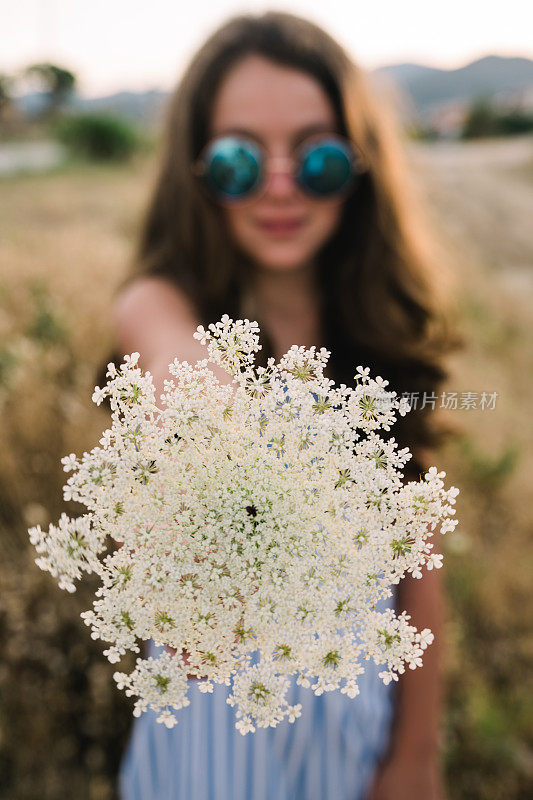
[{"x1": 251, "y1": 247, "x2": 317, "y2": 272}]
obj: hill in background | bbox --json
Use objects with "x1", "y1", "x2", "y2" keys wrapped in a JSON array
[{"x1": 12, "y1": 54, "x2": 533, "y2": 138}]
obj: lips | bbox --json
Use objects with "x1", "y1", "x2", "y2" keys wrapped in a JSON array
[{"x1": 255, "y1": 217, "x2": 306, "y2": 235}]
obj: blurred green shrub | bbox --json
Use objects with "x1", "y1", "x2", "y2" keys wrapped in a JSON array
[
  {"x1": 0, "y1": 346, "x2": 17, "y2": 387},
  {"x1": 462, "y1": 98, "x2": 500, "y2": 139},
  {"x1": 406, "y1": 123, "x2": 440, "y2": 142},
  {"x1": 27, "y1": 281, "x2": 68, "y2": 346},
  {"x1": 457, "y1": 435, "x2": 519, "y2": 488},
  {"x1": 497, "y1": 110, "x2": 533, "y2": 136},
  {"x1": 54, "y1": 113, "x2": 140, "y2": 161},
  {"x1": 462, "y1": 97, "x2": 533, "y2": 139}
]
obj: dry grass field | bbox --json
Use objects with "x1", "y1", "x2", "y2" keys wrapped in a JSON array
[{"x1": 0, "y1": 136, "x2": 532, "y2": 799}]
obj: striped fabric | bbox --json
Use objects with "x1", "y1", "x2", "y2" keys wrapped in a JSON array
[{"x1": 118, "y1": 591, "x2": 397, "y2": 800}]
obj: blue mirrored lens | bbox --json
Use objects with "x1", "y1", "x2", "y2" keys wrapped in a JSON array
[
  {"x1": 204, "y1": 137, "x2": 262, "y2": 198},
  {"x1": 298, "y1": 140, "x2": 354, "y2": 196}
]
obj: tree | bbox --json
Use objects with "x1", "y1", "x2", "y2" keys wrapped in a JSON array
[
  {"x1": 24, "y1": 63, "x2": 76, "y2": 117},
  {"x1": 0, "y1": 73, "x2": 14, "y2": 122},
  {"x1": 461, "y1": 96, "x2": 499, "y2": 139}
]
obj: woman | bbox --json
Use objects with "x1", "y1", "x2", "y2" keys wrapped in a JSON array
[{"x1": 113, "y1": 11, "x2": 460, "y2": 800}]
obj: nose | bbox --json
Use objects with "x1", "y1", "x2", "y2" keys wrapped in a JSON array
[{"x1": 263, "y1": 157, "x2": 298, "y2": 198}]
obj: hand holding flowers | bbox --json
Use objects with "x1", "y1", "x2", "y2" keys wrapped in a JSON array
[{"x1": 29, "y1": 316, "x2": 458, "y2": 733}]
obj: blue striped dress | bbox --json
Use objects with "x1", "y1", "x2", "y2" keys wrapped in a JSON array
[{"x1": 118, "y1": 590, "x2": 397, "y2": 800}]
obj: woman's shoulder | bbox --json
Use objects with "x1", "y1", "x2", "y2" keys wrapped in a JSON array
[
  {"x1": 113, "y1": 274, "x2": 201, "y2": 367},
  {"x1": 114, "y1": 274, "x2": 196, "y2": 326}
]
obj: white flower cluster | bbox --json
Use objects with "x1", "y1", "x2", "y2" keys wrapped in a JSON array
[{"x1": 28, "y1": 315, "x2": 459, "y2": 733}]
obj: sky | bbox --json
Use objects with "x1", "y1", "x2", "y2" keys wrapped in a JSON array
[{"x1": 2, "y1": 0, "x2": 532, "y2": 97}]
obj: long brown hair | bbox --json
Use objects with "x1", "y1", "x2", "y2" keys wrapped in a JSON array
[{"x1": 124, "y1": 10, "x2": 463, "y2": 477}]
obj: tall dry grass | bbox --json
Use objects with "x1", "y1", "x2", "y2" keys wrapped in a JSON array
[{"x1": 0, "y1": 138, "x2": 532, "y2": 799}]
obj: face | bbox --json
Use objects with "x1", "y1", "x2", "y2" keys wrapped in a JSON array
[{"x1": 208, "y1": 54, "x2": 346, "y2": 274}]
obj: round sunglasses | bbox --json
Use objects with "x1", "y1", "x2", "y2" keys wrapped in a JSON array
[{"x1": 191, "y1": 133, "x2": 367, "y2": 203}]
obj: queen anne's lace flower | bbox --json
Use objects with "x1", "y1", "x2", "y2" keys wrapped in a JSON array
[{"x1": 28, "y1": 317, "x2": 459, "y2": 732}]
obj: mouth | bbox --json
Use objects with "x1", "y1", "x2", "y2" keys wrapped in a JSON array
[{"x1": 255, "y1": 217, "x2": 307, "y2": 236}]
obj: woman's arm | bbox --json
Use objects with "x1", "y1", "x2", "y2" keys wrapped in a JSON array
[
  {"x1": 366, "y1": 452, "x2": 448, "y2": 800},
  {"x1": 113, "y1": 275, "x2": 235, "y2": 677},
  {"x1": 389, "y1": 565, "x2": 445, "y2": 760},
  {"x1": 113, "y1": 275, "x2": 232, "y2": 394},
  {"x1": 366, "y1": 564, "x2": 446, "y2": 800}
]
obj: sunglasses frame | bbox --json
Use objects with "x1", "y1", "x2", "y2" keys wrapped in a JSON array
[{"x1": 191, "y1": 132, "x2": 368, "y2": 204}]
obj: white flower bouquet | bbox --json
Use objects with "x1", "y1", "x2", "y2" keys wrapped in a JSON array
[{"x1": 29, "y1": 315, "x2": 459, "y2": 733}]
